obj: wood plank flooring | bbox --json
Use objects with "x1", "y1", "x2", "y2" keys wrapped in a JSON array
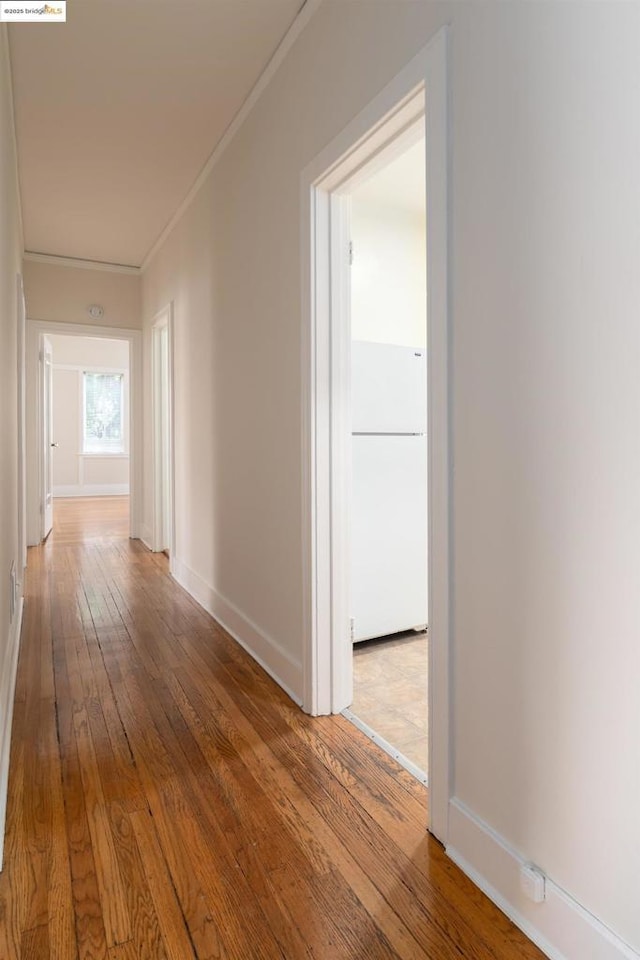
[{"x1": 0, "y1": 497, "x2": 547, "y2": 959}]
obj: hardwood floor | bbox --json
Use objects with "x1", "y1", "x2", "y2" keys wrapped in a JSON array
[{"x1": 0, "y1": 497, "x2": 546, "y2": 959}]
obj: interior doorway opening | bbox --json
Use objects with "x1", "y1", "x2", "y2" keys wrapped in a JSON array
[
  {"x1": 40, "y1": 332, "x2": 132, "y2": 542},
  {"x1": 27, "y1": 319, "x2": 142, "y2": 548},
  {"x1": 302, "y1": 28, "x2": 450, "y2": 840},
  {"x1": 151, "y1": 304, "x2": 175, "y2": 565},
  {"x1": 344, "y1": 135, "x2": 429, "y2": 784},
  {"x1": 41, "y1": 334, "x2": 54, "y2": 539}
]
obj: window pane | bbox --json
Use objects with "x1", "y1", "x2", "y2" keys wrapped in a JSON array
[{"x1": 84, "y1": 372, "x2": 124, "y2": 453}]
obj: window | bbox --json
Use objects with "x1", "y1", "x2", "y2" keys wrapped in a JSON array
[{"x1": 83, "y1": 371, "x2": 124, "y2": 453}]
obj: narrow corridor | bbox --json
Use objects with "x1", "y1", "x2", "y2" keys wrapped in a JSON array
[{"x1": 0, "y1": 498, "x2": 545, "y2": 959}]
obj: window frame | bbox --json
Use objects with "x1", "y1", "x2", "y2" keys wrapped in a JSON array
[{"x1": 81, "y1": 366, "x2": 129, "y2": 456}]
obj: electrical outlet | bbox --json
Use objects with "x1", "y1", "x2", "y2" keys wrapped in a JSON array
[{"x1": 520, "y1": 863, "x2": 546, "y2": 903}]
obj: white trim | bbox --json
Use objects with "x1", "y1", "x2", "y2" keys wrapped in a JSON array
[
  {"x1": 53, "y1": 484, "x2": 129, "y2": 498},
  {"x1": 28, "y1": 320, "x2": 140, "y2": 339},
  {"x1": 41, "y1": 333, "x2": 53, "y2": 539},
  {"x1": 16, "y1": 273, "x2": 26, "y2": 573},
  {"x1": 140, "y1": 0, "x2": 322, "y2": 272},
  {"x1": 447, "y1": 799, "x2": 640, "y2": 960},
  {"x1": 53, "y1": 363, "x2": 128, "y2": 374},
  {"x1": 423, "y1": 25, "x2": 452, "y2": 847},
  {"x1": 27, "y1": 320, "x2": 142, "y2": 543},
  {"x1": 328, "y1": 192, "x2": 353, "y2": 714},
  {"x1": 23, "y1": 251, "x2": 139, "y2": 275},
  {"x1": 300, "y1": 182, "x2": 329, "y2": 716},
  {"x1": 76, "y1": 453, "x2": 129, "y2": 460},
  {"x1": 342, "y1": 708, "x2": 428, "y2": 787},
  {"x1": 304, "y1": 88, "x2": 426, "y2": 193},
  {"x1": 300, "y1": 27, "x2": 451, "y2": 842},
  {"x1": 151, "y1": 304, "x2": 175, "y2": 564},
  {"x1": 138, "y1": 524, "x2": 154, "y2": 553},
  {"x1": 172, "y1": 556, "x2": 303, "y2": 707},
  {"x1": 0, "y1": 595, "x2": 23, "y2": 870},
  {"x1": 301, "y1": 90, "x2": 428, "y2": 717}
]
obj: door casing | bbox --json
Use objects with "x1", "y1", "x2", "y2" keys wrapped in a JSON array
[
  {"x1": 41, "y1": 334, "x2": 54, "y2": 539},
  {"x1": 16, "y1": 273, "x2": 27, "y2": 573},
  {"x1": 300, "y1": 27, "x2": 451, "y2": 842},
  {"x1": 26, "y1": 320, "x2": 143, "y2": 545},
  {"x1": 151, "y1": 303, "x2": 175, "y2": 565}
]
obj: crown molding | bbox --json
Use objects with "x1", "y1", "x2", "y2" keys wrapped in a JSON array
[
  {"x1": 23, "y1": 252, "x2": 140, "y2": 276},
  {"x1": 140, "y1": 0, "x2": 323, "y2": 273}
]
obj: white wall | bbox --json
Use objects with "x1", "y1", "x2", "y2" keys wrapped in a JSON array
[
  {"x1": 351, "y1": 139, "x2": 426, "y2": 346},
  {"x1": 23, "y1": 259, "x2": 140, "y2": 329},
  {"x1": 0, "y1": 26, "x2": 25, "y2": 865},
  {"x1": 49, "y1": 334, "x2": 131, "y2": 367},
  {"x1": 49, "y1": 335, "x2": 129, "y2": 497},
  {"x1": 141, "y1": 2, "x2": 640, "y2": 956}
]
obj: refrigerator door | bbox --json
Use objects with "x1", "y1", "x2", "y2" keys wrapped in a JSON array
[
  {"x1": 351, "y1": 434, "x2": 428, "y2": 642},
  {"x1": 352, "y1": 341, "x2": 427, "y2": 435}
]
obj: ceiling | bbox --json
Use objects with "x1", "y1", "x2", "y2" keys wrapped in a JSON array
[{"x1": 9, "y1": 0, "x2": 305, "y2": 267}]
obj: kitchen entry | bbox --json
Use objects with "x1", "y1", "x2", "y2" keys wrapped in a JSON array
[{"x1": 345, "y1": 137, "x2": 429, "y2": 783}]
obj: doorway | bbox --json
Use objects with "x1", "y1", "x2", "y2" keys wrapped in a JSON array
[
  {"x1": 41, "y1": 334, "x2": 54, "y2": 539},
  {"x1": 301, "y1": 29, "x2": 451, "y2": 840},
  {"x1": 151, "y1": 304, "x2": 174, "y2": 563},
  {"x1": 40, "y1": 332, "x2": 132, "y2": 536},
  {"x1": 345, "y1": 136, "x2": 429, "y2": 784},
  {"x1": 27, "y1": 319, "x2": 142, "y2": 547}
]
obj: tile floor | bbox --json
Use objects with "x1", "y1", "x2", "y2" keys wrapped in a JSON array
[{"x1": 351, "y1": 629, "x2": 428, "y2": 774}]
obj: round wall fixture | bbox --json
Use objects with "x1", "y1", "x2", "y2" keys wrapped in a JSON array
[{"x1": 88, "y1": 304, "x2": 104, "y2": 320}]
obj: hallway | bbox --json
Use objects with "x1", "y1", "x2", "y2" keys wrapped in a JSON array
[{"x1": 0, "y1": 499, "x2": 545, "y2": 960}]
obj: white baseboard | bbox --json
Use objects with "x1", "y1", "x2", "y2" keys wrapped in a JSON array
[
  {"x1": 0, "y1": 596, "x2": 24, "y2": 871},
  {"x1": 53, "y1": 483, "x2": 130, "y2": 497},
  {"x1": 171, "y1": 556, "x2": 303, "y2": 706},
  {"x1": 447, "y1": 798, "x2": 639, "y2": 960}
]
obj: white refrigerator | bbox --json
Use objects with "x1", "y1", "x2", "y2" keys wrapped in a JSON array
[{"x1": 351, "y1": 341, "x2": 428, "y2": 642}]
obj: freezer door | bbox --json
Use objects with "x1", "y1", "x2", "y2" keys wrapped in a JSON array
[
  {"x1": 352, "y1": 341, "x2": 427, "y2": 435},
  {"x1": 351, "y1": 434, "x2": 428, "y2": 642}
]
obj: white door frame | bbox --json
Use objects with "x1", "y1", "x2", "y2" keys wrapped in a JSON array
[
  {"x1": 151, "y1": 303, "x2": 175, "y2": 566},
  {"x1": 300, "y1": 28, "x2": 451, "y2": 842},
  {"x1": 16, "y1": 274, "x2": 27, "y2": 573},
  {"x1": 26, "y1": 319, "x2": 143, "y2": 544},
  {"x1": 41, "y1": 334, "x2": 54, "y2": 540}
]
